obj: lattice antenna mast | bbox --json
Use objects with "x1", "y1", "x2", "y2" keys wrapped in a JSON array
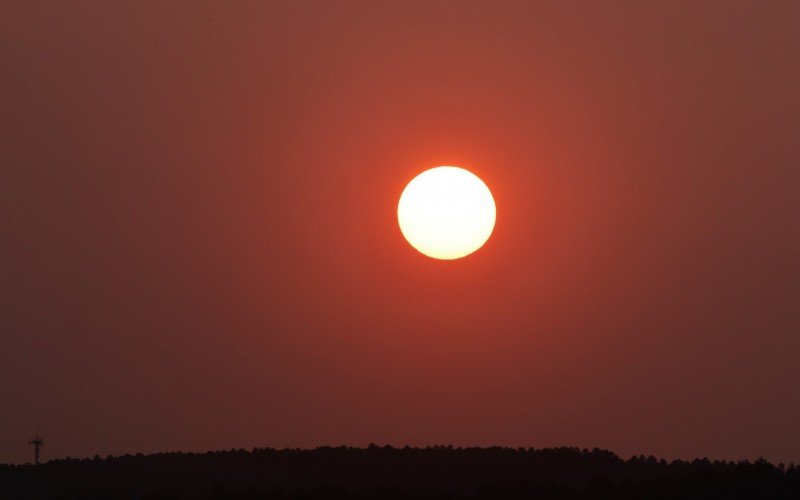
[{"x1": 28, "y1": 432, "x2": 44, "y2": 465}]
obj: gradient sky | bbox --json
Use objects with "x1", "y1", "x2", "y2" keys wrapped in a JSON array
[{"x1": 2, "y1": 1, "x2": 799, "y2": 465}]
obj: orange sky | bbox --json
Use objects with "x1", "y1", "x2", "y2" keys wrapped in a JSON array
[{"x1": 2, "y1": 1, "x2": 799, "y2": 465}]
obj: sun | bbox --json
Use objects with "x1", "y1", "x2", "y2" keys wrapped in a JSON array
[{"x1": 397, "y1": 166, "x2": 496, "y2": 260}]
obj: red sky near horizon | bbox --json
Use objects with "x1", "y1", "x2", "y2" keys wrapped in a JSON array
[{"x1": 2, "y1": 1, "x2": 799, "y2": 465}]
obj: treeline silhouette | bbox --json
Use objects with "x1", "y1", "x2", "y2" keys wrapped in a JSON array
[{"x1": 2, "y1": 445, "x2": 799, "y2": 499}]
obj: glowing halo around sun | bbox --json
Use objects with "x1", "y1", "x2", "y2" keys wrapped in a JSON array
[{"x1": 397, "y1": 166, "x2": 496, "y2": 260}]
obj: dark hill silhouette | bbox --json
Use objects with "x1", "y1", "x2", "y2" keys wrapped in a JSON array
[{"x1": 2, "y1": 445, "x2": 798, "y2": 499}]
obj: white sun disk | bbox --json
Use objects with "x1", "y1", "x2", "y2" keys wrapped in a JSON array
[{"x1": 397, "y1": 166, "x2": 496, "y2": 260}]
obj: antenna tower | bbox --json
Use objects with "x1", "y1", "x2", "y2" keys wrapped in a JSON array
[{"x1": 28, "y1": 432, "x2": 44, "y2": 465}]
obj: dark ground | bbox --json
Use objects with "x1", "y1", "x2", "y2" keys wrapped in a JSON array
[{"x1": 2, "y1": 446, "x2": 799, "y2": 499}]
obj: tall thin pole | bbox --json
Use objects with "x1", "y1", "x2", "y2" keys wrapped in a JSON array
[{"x1": 28, "y1": 433, "x2": 43, "y2": 465}]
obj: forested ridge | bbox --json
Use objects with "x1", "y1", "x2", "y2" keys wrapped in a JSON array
[{"x1": 2, "y1": 445, "x2": 799, "y2": 499}]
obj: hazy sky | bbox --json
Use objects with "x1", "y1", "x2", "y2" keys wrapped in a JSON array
[{"x1": 2, "y1": 1, "x2": 798, "y2": 465}]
